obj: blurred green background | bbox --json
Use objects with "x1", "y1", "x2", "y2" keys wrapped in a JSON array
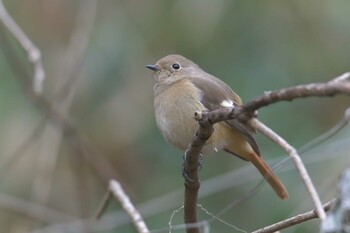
[{"x1": 0, "y1": 0, "x2": 349, "y2": 232}]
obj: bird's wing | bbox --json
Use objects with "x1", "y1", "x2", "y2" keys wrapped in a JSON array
[{"x1": 188, "y1": 75, "x2": 261, "y2": 156}]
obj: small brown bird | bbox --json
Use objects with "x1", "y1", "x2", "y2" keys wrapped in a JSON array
[{"x1": 147, "y1": 54, "x2": 288, "y2": 199}]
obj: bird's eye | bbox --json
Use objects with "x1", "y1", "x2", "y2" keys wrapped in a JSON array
[{"x1": 172, "y1": 63, "x2": 181, "y2": 70}]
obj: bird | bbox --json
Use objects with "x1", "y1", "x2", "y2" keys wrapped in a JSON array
[{"x1": 146, "y1": 54, "x2": 288, "y2": 199}]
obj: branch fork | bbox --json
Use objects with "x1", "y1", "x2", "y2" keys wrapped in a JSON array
[{"x1": 183, "y1": 72, "x2": 350, "y2": 232}]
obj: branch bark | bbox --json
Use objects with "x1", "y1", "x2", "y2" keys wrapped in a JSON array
[{"x1": 183, "y1": 112, "x2": 213, "y2": 233}]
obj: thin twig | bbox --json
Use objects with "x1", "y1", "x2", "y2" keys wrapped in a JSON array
[
  {"x1": 0, "y1": 0, "x2": 45, "y2": 93},
  {"x1": 252, "y1": 199, "x2": 335, "y2": 233},
  {"x1": 95, "y1": 188, "x2": 113, "y2": 220},
  {"x1": 100, "y1": 180, "x2": 150, "y2": 233},
  {"x1": 252, "y1": 119, "x2": 327, "y2": 220},
  {"x1": 329, "y1": 72, "x2": 350, "y2": 83}
]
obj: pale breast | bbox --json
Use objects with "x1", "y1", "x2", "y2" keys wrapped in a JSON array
[{"x1": 154, "y1": 79, "x2": 207, "y2": 150}]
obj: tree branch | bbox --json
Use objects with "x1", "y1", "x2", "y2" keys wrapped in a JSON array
[
  {"x1": 243, "y1": 73, "x2": 350, "y2": 114},
  {"x1": 198, "y1": 73, "x2": 350, "y2": 125},
  {"x1": 252, "y1": 119, "x2": 326, "y2": 220},
  {"x1": 96, "y1": 180, "x2": 150, "y2": 233},
  {"x1": 183, "y1": 73, "x2": 350, "y2": 231},
  {"x1": 252, "y1": 199, "x2": 335, "y2": 233},
  {"x1": 183, "y1": 111, "x2": 213, "y2": 233},
  {"x1": 0, "y1": 0, "x2": 45, "y2": 93}
]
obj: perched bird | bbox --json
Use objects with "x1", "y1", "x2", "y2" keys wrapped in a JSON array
[{"x1": 147, "y1": 54, "x2": 288, "y2": 199}]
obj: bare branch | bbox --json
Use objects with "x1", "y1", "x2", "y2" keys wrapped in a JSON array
[
  {"x1": 98, "y1": 180, "x2": 150, "y2": 233},
  {"x1": 252, "y1": 119, "x2": 326, "y2": 220},
  {"x1": 243, "y1": 73, "x2": 350, "y2": 114},
  {"x1": 256, "y1": 168, "x2": 350, "y2": 233},
  {"x1": 329, "y1": 72, "x2": 350, "y2": 83},
  {"x1": 0, "y1": 0, "x2": 45, "y2": 93},
  {"x1": 183, "y1": 111, "x2": 213, "y2": 233},
  {"x1": 183, "y1": 73, "x2": 350, "y2": 230},
  {"x1": 95, "y1": 187, "x2": 113, "y2": 220},
  {"x1": 253, "y1": 199, "x2": 335, "y2": 233},
  {"x1": 198, "y1": 73, "x2": 350, "y2": 125}
]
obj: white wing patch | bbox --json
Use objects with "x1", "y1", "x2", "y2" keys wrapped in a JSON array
[{"x1": 220, "y1": 99, "x2": 234, "y2": 108}]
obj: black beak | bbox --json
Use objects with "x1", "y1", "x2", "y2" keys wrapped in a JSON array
[{"x1": 146, "y1": 64, "x2": 159, "y2": 71}]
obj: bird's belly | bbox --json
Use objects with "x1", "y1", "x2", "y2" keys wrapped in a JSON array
[
  {"x1": 155, "y1": 98, "x2": 203, "y2": 150},
  {"x1": 154, "y1": 79, "x2": 229, "y2": 154},
  {"x1": 155, "y1": 101, "x2": 228, "y2": 153}
]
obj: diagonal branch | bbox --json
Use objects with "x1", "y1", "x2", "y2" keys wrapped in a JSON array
[
  {"x1": 0, "y1": 0, "x2": 45, "y2": 93},
  {"x1": 252, "y1": 199, "x2": 335, "y2": 233},
  {"x1": 96, "y1": 180, "x2": 150, "y2": 233},
  {"x1": 252, "y1": 119, "x2": 326, "y2": 220}
]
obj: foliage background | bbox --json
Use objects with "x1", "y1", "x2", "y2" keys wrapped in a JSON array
[{"x1": 0, "y1": 1, "x2": 349, "y2": 232}]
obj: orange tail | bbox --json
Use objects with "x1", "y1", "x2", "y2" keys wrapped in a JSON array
[{"x1": 250, "y1": 153, "x2": 288, "y2": 200}]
